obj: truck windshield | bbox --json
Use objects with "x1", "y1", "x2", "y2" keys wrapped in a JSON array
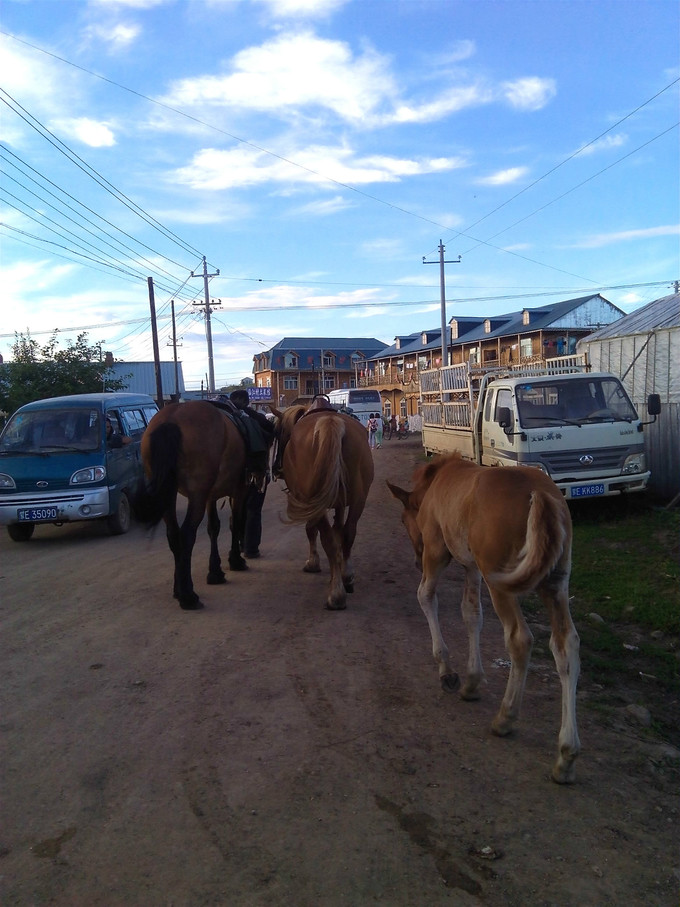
[
  {"x1": 517, "y1": 377, "x2": 638, "y2": 428},
  {"x1": 0, "y1": 408, "x2": 103, "y2": 454}
]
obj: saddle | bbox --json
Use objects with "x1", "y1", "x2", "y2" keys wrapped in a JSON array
[
  {"x1": 207, "y1": 397, "x2": 270, "y2": 486},
  {"x1": 303, "y1": 394, "x2": 337, "y2": 417}
]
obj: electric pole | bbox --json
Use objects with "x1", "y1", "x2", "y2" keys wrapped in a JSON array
[
  {"x1": 423, "y1": 241, "x2": 461, "y2": 368},
  {"x1": 147, "y1": 276, "x2": 164, "y2": 406},
  {"x1": 167, "y1": 299, "x2": 182, "y2": 401},
  {"x1": 191, "y1": 256, "x2": 220, "y2": 393}
]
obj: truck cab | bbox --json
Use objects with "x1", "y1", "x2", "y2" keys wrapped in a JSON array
[{"x1": 420, "y1": 360, "x2": 659, "y2": 500}]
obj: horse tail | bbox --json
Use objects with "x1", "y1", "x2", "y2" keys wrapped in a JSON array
[
  {"x1": 134, "y1": 422, "x2": 182, "y2": 526},
  {"x1": 487, "y1": 490, "x2": 571, "y2": 594},
  {"x1": 286, "y1": 417, "x2": 348, "y2": 523}
]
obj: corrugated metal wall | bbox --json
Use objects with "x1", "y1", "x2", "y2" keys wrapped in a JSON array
[{"x1": 584, "y1": 327, "x2": 679, "y2": 500}]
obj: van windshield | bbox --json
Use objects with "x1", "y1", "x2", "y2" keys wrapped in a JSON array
[
  {"x1": 517, "y1": 377, "x2": 638, "y2": 428},
  {"x1": 0, "y1": 408, "x2": 103, "y2": 454}
]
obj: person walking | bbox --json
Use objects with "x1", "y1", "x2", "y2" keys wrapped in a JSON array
[
  {"x1": 229, "y1": 389, "x2": 275, "y2": 558},
  {"x1": 388, "y1": 414, "x2": 397, "y2": 440},
  {"x1": 375, "y1": 412, "x2": 384, "y2": 448},
  {"x1": 367, "y1": 413, "x2": 378, "y2": 450}
]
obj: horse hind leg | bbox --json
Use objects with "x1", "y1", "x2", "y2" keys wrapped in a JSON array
[
  {"x1": 539, "y1": 571, "x2": 581, "y2": 784},
  {"x1": 340, "y1": 508, "x2": 357, "y2": 593},
  {"x1": 303, "y1": 523, "x2": 322, "y2": 574},
  {"x1": 174, "y1": 500, "x2": 206, "y2": 610},
  {"x1": 206, "y1": 500, "x2": 227, "y2": 585},
  {"x1": 487, "y1": 588, "x2": 534, "y2": 737},
  {"x1": 318, "y1": 517, "x2": 346, "y2": 610}
]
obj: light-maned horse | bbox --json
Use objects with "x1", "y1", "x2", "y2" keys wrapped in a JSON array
[
  {"x1": 272, "y1": 401, "x2": 374, "y2": 610},
  {"x1": 136, "y1": 401, "x2": 258, "y2": 610},
  {"x1": 388, "y1": 455, "x2": 580, "y2": 783}
]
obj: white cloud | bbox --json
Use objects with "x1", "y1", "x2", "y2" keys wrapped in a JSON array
[
  {"x1": 170, "y1": 144, "x2": 466, "y2": 191},
  {"x1": 159, "y1": 31, "x2": 535, "y2": 130},
  {"x1": 477, "y1": 166, "x2": 529, "y2": 186},
  {"x1": 289, "y1": 195, "x2": 353, "y2": 216},
  {"x1": 571, "y1": 224, "x2": 680, "y2": 248},
  {"x1": 501, "y1": 77, "x2": 556, "y2": 111},
  {"x1": 250, "y1": 0, "x2": 348, "y2": 17},
  {"x1": 49, "y1": 117, "x2": 117, "y2": 147},
  {"x1": 575, "y1": 133, "x2": 628, "y2": 156},
  {"x1": 82, "y1": 21, "x2": 142, "y2": 50}
]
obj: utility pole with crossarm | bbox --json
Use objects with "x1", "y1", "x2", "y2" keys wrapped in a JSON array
[
  {"x1": 191, "y1": 256, "x2": 220, "y2": 393},
  {"x1": 423, "y1": 241, "x2": 461, "y2": 368}
]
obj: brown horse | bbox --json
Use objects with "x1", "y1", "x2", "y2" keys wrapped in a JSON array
[
  {"x1": 136, "y1": 401, "x2": 258, "y2": 610},
  {"x1": 388, "y1": 455, "x2": 580, "y2": 783},
  {"x1": 272, "y1": 400, "x2": 374, "y2": 610}
]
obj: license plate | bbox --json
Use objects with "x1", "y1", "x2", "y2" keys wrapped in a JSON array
[
  {"x1": 17, "y1": 507, "x2": 59, "y2": 522},
  {"x1": 571, "y1": 483, "x2": 605, "y2": 498}
]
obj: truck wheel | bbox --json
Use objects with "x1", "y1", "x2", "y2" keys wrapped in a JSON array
[
  {"x1": 108, "y1": 491, "x2": 131, "y2": 535},
  {"x1": 8, "y1": 523, "x2": 35, "y2": 542}
]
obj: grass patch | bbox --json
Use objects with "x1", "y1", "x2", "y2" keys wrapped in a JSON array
[{"x1": 568, "y1": 495, "x2": 679, "y2": 634}]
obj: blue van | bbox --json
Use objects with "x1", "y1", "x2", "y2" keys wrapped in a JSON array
[{"x1": 0, "y1": 393, "x2": 158, "y2": 541}]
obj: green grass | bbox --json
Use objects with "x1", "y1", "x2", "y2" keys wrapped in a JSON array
[
  {"x1": 525, "y1": 497, "x2": 680, "y2": 730},
  {"x1": 568, "y1": 496, "x2": 679, "y2": 634}
]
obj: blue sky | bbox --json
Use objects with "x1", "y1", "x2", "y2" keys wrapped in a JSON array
[{"x1": 1, "y1": 0, "x2": 678, "y2": 390}]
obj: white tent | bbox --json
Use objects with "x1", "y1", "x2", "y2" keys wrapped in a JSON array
[{"x1": 577, "y1": 292, "x2": 680, "y2": 500}]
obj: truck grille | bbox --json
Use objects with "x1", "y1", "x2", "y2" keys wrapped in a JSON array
[{"x1": 542, "y1": 447, "x2": 624, "y2": 475}]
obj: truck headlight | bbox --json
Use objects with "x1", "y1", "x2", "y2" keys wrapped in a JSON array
[
  {"x1": 621, "y1": 453, "x2": 645, "y2": 475},
  {"x1": 0, "y1": 473, "x2": 16, "y2": 489},
  {"x1": 71, "y1": 466, "x2": 106, "y2": 485}
]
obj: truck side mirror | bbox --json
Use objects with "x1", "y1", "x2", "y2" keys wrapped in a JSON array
[
  {"x1": 496, "y1": 406, "x2": 513, "y2": 430},
  {"x1": 647, "y1": 393, "x2": 661, "y2": 416}
]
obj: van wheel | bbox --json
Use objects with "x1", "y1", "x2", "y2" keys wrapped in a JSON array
[
  {"x1": 8, "y1": 523, "x2": 35, "y2": 542},
  {"x1": 108, "y1": 492, "x2": 131, "y2": 535}
]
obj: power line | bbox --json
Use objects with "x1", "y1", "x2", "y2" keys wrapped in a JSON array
[{"x1": 1, "y1": 280, "x2": 673, "y2": 340}]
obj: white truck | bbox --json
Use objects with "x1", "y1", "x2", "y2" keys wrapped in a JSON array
[{"x1": 420, "y1": 356, "x2": 660, "y2": 500}]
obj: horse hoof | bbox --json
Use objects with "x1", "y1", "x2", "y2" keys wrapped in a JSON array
[
  {"x1": 343, "y1": 581, "x2": 354, "y2": 593},
  {"x1": 179, "y1": 596, "x2": 203, "y2": 611},
  {"x1": 325, "y1": 599, "x2": 347, "y2": 611},
  {"x1": 207, "y1": 571, "x2": 227, "y2": 585},
  {"x1": 228, "y1": 556, "x2": 248, "y2": 572},
  {"x1": 303, "y1": 563, "x2": 321, "y2": 574},
  {"x1": 440, "y1": 673, "x2": 460, "y2": 693}
]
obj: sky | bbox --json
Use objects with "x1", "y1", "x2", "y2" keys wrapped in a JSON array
[{"x1": 1, "y1": 0, "x2": 678, "y2": 391}]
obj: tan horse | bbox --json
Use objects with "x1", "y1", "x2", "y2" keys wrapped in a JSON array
[
  {"x1": 272, "y1": 400, "x2": 374, "y2": 610},
  {"x1": 136, "y1": 401, "x2": 255, "y2": 610},
  {"x1": 388, "y1": 455, "x2": 580, "y2": 783}
]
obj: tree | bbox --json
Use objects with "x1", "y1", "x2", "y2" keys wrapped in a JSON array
[{"x1": 0, "y1": 331, "x2": 130, "y2": 415}]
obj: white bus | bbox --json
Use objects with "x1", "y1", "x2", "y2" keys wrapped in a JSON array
[{"x1": 326, "y1": 388, "x2": 382, "y2": 427}]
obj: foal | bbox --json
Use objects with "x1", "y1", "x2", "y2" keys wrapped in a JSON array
[{"x1": 388, "y1": 455, "x2": 580, "y2": 783}]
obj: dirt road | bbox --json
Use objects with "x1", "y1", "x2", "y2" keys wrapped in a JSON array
[{"x1": 1, "y1": 436, "x2": 678, "y2": 906}]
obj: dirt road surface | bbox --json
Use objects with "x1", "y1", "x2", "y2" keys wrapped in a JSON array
[{"x1": 2, "y1": 436, "x2": 678, "y2": 906}]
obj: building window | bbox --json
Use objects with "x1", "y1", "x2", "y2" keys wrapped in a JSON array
[
  {"x1": 520, "y1": 337, "x2": 533, "y2": 358},
  {"x1": 400, "y1": 398, "x2": 407, "y2": 418},
  {"x1": 285, "y1": 353, "x2": 298, "y2": 368},
  {"x1": 305, "y1": 379, "x2": 317, "y2": 395},
  {"x1": 323, "y1": 375, "x2": 336, "y2": 390},
  {"x1": 322, "y1": 353, "x2": 333, "y2": 368},
  {"x1": 284, "y1": 376, "x2": 298, "y2": 390}
]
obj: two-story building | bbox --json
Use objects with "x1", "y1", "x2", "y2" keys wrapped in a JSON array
[
  {"x1": 252, "y1": 337, "x2": 388, "y2": 407},
  {"x1": 360, "y1": 294, "x2": 625, "y2": 421}
]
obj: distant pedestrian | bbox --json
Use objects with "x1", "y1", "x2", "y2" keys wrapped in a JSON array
[
  {"x1": 375, "y1": 413, "x2": 383, "y2": 448},
  {"x1": 367, "y1": 413, "x2": 378, "y2": 450},
  {"x1": 388, "y1": 415, "x2": 397, "y2": 440}
]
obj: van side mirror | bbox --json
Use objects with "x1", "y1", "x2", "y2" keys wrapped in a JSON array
[
  {"x1": 496, "y1": 406, "x2": 513, "y2": 430},
  {"x1": 647, "y1": 393, "x2": 661, "y2": 416}
]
